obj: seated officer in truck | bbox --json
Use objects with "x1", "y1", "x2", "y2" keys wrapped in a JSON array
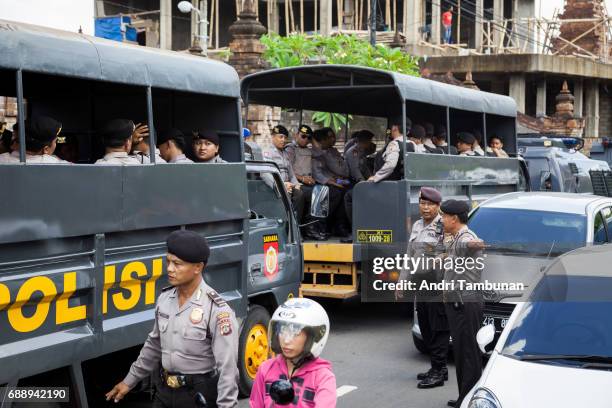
[
  {"x1": 95, "y1": 119, "x2": 141, "y2": 165},
  {"x1": 15, "y1": 116, "x2": 70, "y2": 164},
  {"x1": 369, "y1": 117, "x2": 410, "y2": 183},
  {"x1": 456, "y1": 132, "x2": 478, "y2": 157},
  {"x1": 432, "y1": 125, "x2": 458, "y2": 155},
  {"x1": 192, "y1": 131, "x2": 227, "y2": 163},
  {"x1": 157, "y1": 128, "x2": 193, "y2": 163}
]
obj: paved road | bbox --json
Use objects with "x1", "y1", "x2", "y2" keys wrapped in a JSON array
[{"x1": 239, "y1": 298, "x2": 459, "y2": 408}]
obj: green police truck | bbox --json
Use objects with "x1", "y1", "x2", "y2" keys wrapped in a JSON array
[{"x1": 0, "y1": 20, "x2": 301, "y2": 406}]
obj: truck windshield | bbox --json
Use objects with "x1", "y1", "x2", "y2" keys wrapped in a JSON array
[
  {"x1": 468, "y1": 208, "x2": 586, "y2": 255},
  {"x1": 501, "y1": 275, "x2": 612, "y2": 366}
]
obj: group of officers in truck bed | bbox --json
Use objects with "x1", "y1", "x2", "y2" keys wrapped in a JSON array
[{"x1": 260, "y1": 117, "x2": 508, "y2": 242}]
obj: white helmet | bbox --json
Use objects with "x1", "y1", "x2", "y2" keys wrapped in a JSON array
[{"x1": 269, "y1": 298, "x2": 330, "y2": 364}]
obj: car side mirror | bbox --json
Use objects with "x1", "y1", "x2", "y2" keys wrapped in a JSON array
[
  {"x1": 477, "y1": 324, "x2": 495, "y2": 354},
  {"x1": 539, "y1": 170, "x2": 551, "y2": 191}
]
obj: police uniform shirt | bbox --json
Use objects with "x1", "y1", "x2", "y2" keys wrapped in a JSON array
[
  {"x1": 263, "y1": 146, "x2": 298, "y2": 184},
  {"x1": 169, "y1": 154, "x2": 193, "y2": 163},
  {"x1": 371, "y1": 138, "x2": 401, "y2": 183},
  {"x1": 344, "y1": 144, "x2": 370, "y2": 183},
  {"x1": 459, "y1": 150, "x2": 477, "y2": 157},
  {"x1": 284, "y1": 141, "x2": 312, "y2": 177},
  {"x1": 25, "y1": 154, "x2": 70, "y2": 164},
  {"x1": 398, "y1": 215, "x2": 443, "y2": 282},
  {"x1": 95, "y1": 151, "x2": 141, "y2": 165},
  {"x1": 443, "y1": 225, "x2": 483, "y2": 299},
  {"x1": 199, "y1": 155, "x2": 227, "y2": 164},
  {"x1": 124, "y1": 279, "x2": 239, "y2": 408},
  {"x1": 134, "y1": 149, "x2": 167, "y2": 164},
  {"x1": 311, "y1": 146, "x2": 349, "y2": 185},
  {"x1": 473, "y1": 145, "x2": 485, "y2": 156},
  {"x1": 0, "y1": 151, "x2": 19, "y2": 164}
]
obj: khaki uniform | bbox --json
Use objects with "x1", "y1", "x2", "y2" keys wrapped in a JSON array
[
  {"x1": 344, "y1": 144, "x2": 371, "y2": 183},
  {"x1": 311, "y1": 146, "x2": 349, "y2": 185},
  {"x1": 95, "y1": 151, "x2": 141, "y2": 165},
  {"x1": 25, "y1": 154, "x2": 70, "y2": 164},
  {"x1": 168, "y1": 154, "x2": 193, "y2": 164},
  {"x1": 134, "y1": 148, "x2": 167, "y2": 164},
  {"x1": 124, "y1": 279, "x2": 239, "y2": 408},
  {"x1": 371, "y1": 138, "x2": 401, "y2": 182},
  {"x1": 263, "y1": 147, "x2": 298, "y2": 184},
  {"x1": 284, "y1": 142, "x2": 312, "y2": 177},
  {"x1": 199, "y1": 155, "x2": 227, "y2": 164},
  {"x1": 0, "y1": 151, "x2": 19, "y2": 164}
]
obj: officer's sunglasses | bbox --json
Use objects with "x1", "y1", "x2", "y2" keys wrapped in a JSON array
[{"x1": 299, "y1": 133, "x2": 311, "y2": 140}]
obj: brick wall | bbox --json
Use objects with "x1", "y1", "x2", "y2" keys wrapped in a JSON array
[{"x1": 599, "y1": 85, "x2": 612, "y2": 138}]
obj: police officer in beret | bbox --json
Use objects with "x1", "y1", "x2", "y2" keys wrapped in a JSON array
[
  {"x1": 456, "y1": 132, "x2": 478, "y2": 157},
  {"x1": 157, "y1": 129, "x2": 193, "y2": 163},
  {"x1": 193, "y1": 131, "x2": 226, "y2": 163},
  {"x1": 21, "y1": 116, "x2": 70, "y2": 164},
  {"x1": 96, "y1": 119, "x2": 141, "y2": 165},
  {"x1": 106, "y1": 230, "x2": 239, "y2": 408},
  {"x1": 439, "y1": 200, "x2": 485, "y2": 407}
]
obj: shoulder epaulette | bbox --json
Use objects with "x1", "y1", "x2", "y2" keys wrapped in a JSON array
[
  {"x1": 161, "y1": 285, "x2": 174, "y2": 292},
  {"x1": 207, "y1": 290, "x2": 227, "y2": 307}
]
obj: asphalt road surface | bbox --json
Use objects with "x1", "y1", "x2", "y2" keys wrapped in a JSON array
[{"x1": 238, "y1": 298, "x2": 459, "y2": 408}]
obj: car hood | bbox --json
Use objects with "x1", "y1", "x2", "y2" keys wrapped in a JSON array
[
  {"x1": 482, "y1": 254, "x2": 552, "y2": 299},
  {"x1": 480, "y1": 354, "x2": 612, "y2": 407}
]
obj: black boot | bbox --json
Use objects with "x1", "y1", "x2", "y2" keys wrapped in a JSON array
[
  {"x1": 417, "y1": 366, "x2": 448, "y2": 381},
  {"x1": 447, "y1": 400, "x2": 457, "y2": 407},
  {"x1": 417, "y1": 370, "x2": 445, "y2": 389},
  {"x1": 303, "y1": 223, "x2": 326, "y2": 241}
]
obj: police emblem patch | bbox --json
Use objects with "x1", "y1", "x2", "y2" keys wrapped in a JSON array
[
  {"x1": 217, "y1": 314, "x2": 233, "y2": 336},
  {"x1": 190, "y1": 307, "x2": 204, "y2": 324}
]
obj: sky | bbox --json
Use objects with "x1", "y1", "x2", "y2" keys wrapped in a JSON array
[{"x1": 0, "y1": 0, "x2": 95, "y2": 34}]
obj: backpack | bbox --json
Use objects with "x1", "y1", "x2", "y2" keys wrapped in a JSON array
[{"x1": 374, "y1": 139, "x2": 412, "y2": 181}]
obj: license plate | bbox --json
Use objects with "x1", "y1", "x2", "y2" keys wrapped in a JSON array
[{"x1": 482, "y1": 314, "x2": 508, "y2": 331}]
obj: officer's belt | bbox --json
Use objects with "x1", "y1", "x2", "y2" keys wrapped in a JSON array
[{"x1": 161, "y1": 368, "x2": 218, "y2": 389}]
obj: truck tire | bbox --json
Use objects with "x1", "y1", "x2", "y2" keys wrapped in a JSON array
[{"x1": 238, "y1": 305, "x2": 271, "y2": 397}]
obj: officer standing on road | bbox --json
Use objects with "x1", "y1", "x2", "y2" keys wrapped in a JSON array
[
  {"x1": 396, "y1": 187, "x2": 450, "y2": 389},
  {"x1": 439, "y1": 200, "x2": 485, "y2": 408},
  {"x1": 106, "y1": 230, "x2": 239, "y2": 408}
]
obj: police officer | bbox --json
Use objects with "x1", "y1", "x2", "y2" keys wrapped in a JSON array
[
  {"x1": 370, "y1": 117, "x2": 410, "y2": 183},
  {"x1": 422, "y1": 123, "x2": 444, "y2": 154},
  {"x1": 439, "y1": 200, "x2": 485, "y2": 408},
  {"x1": 106, "y1": 230, "x2": 239, "y2": 408},
  {"x1": 21, "y1": 116, "x2": 70, "y2": 164},
  {"x1": 285, "y1": 124, "x2": 325, "y2": 240},
  {"x1": 456, "y1": 132, "x2": 478, "y2": 157},
  {"x1": 395, "y1": 187, "x2": 450, "y2": 389},
  {"x1": 157, "y1": 129, "x2": 193, "y2": 163},
  {"x1": 95, "y1": 119, "x2": 141, "y2": 165},
  {"x1": 193, "y1": 131, "x2": 227, "y2": 163},
  {"x1": 343, "y1": 130, "x2": 375, "y2": 224},
  {"x1": 132, "y1": 123, "x2": 167, "y2": 163},
  {"x1": 264, "y1": 125, "x2": 307, "y2": 222},
  {"x1": 432, "y1": 125, "x2": 458, "y2": 155}
]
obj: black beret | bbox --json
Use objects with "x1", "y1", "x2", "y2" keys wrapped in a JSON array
[
  {"x1": 272, "y1": 125, "x2": 289, "y2": 137},
  {"x1": 441, "y1": 199, "x2": 470, "y2": 215},
  {"x1": 194, "y1": 131, "x2": 219, "y2": 145},
  {"x1": 157, "y1": 128, "x2": 185, "y2": 147},
  {"x1": 356, "y1": 129, "x2": 374, "y2": 142},
  {"x1": 457, "y1": 132, "x2": 476, "y2": 145},
  {"x1": 419, "y1": 187, "x2": 442, "y2": 204},
  {"x1": 100, "y1": 119, "x2": 135, "y2": 146},
  {"x1": 424, "y1": 123, "x2": 434, "y2": 137},
  {"x1": 411, "y1": 124, "x2": 426, "y2": 140},
  {"x1": 166, "y1": 230, "x2": 210, "y2": 263},
  {"x1": 26, "y1": 116, "x2": 62, "y2": 143},
  {"x1": 298, "y1": 124, "x2": 313, "y2": 137}
]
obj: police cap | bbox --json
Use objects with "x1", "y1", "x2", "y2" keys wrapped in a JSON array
[
  {"x1": 194, "y1": 131, "x2": 220, "y2": 146},
  {"x1": 440, "y1": 199, "x2": 470, "y2": 215},
  {"x1": 157, "y1": 128, "x2": 186, "y2": 148},
  {"x1": 457, "y1": 132, "x2": 476, "y2": 145},
  {"x1": 298, "y1": 124, "x2": 313, "y2": 137},
  {"x1": 100, "y1": 119, "x2": 135, "y2": 147},
  {"x1": 166, "y1": 230, "x2": 210, "y2": 264},
  {"x1": 419, "y1": 187, "x2": 442, "y2": 204},
  {"x1": 26, "y1": 116, "x2": 62, "y2": 143},
  {"x1": 272, "y1": 125, "x2": 289, "y2": 137},
  {"x1": 356, "y1": 129, "x2": 374, "y2": 142}
]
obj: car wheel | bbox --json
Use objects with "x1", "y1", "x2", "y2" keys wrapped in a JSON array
[{"x1": 238, "y1": 305, "x2": 271, "y2": 397}]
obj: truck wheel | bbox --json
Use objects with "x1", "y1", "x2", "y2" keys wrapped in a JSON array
[
  {"x1": 413, "y1": 333, "x2": 429, "y2": 355},
  {"x1": 238, "y1": 305, "x2": 271, "y2": 397}
]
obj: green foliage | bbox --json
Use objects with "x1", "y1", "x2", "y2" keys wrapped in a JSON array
[
  {"x1": 260, "y1": 33, "x2": 420, "y2": 76},
  {"x1": 260, "y1": 33, "x2": 420, "y2": 130}
]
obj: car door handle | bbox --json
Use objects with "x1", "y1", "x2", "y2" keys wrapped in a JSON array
[{"x1": 250, "y1": 263, "x2": 262, "y2": 273}]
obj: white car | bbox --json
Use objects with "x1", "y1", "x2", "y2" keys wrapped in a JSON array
[{"x1": 462, "y1": 245, "x2": 612, "y2": 408}]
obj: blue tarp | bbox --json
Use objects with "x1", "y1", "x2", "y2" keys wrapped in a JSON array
[{"x1": 95, "y1": 16, "x2": 137, "y2": 42}]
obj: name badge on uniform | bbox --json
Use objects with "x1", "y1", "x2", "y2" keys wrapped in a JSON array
[{"x1": 190, "y1": 307, "x2": 204, "y2": 324}]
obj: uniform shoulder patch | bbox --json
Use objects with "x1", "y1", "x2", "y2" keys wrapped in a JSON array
[
  {"x1": 207, "y1": 290, "x2": 227, "y2": 307},
  {"x1": 216, "y1": 312, "x2": 233, "y2": 336}
]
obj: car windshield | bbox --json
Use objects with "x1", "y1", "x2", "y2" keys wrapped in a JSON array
[
  {"x1": 501, "y1": 277, "x2": 612, "y2": 366},
  {"x1": 468, "y1": 208, "x2": 586, "y2": 255}
]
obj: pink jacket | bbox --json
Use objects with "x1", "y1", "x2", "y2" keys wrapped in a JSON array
[{"x1": 249, "y1": 356, "x2": 337, "y2": 408}]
